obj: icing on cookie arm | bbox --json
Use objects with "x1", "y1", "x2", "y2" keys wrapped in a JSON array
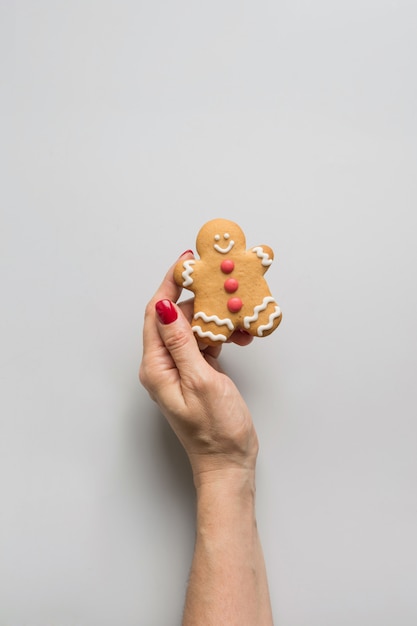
[
  {"x1": 174, "y1": 258, "x2": 200, "y2": 292},
  {"x1": 251, "y1": 246, "x2": 274, "y2": 272},
  {"x1": 181, "y1": 259, "x2": 195, "y2": 287}
]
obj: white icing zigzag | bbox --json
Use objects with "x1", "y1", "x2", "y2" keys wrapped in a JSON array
[
  {"x1": 252, "y1": 246, "x2": 273, "y2": 267},
  {"x1": 192, "y1": 326, "x2": 227, "y2": 342},
  {"x1": 243, "y1": 297, "x2": 275, "y2": 329},
  {"x1": 182, "y1": 260, "x2": 195, "y2": 287},
  {"x1": 194, "y1": 311, "x2": 234, "y2": 330},
  {"x1": 257, "y1": 306, "x2": 281, "y2": 336}
]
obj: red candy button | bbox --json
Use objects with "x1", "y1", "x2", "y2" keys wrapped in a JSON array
[
  {"x1": 227, "y1": 297, "x2": 243, "y2": 313},
  {"x1": 224, "y1": 278, "x2": 239, "y2": 293},
  {"x1": 220, "y1": 259, "x2": 235, "y2": 274}
]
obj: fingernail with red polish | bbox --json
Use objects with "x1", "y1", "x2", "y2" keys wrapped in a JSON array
[
  {"x1": 180, "y1": 249, "x2": 193, "y2": 257},
  {"x1": 155, "y1": 299, "x2": 178, "y2": 325}
]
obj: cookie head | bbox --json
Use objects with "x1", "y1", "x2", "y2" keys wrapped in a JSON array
[{"x1": 196, "y1": 218, "x2": 246, "y2": 259}]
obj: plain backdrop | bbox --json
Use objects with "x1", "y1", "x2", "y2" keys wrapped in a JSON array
[{"x1": 1, "y1": 1, "x2": 417, "y2": 625}]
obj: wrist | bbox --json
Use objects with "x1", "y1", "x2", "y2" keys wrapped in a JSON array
[
  {"x1": 194, "y1": 465, "x2": 256, "y2": 500},
  {"x1": 190, "y1": 454, "x2": 257, "y2": 491},
  {"x1": 188, "y1": 427, "x2": 259, "y2": 490}
]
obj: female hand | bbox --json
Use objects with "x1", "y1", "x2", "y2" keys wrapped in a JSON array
[{"x1": 139, "y1": 252, "x2": 259, "y2": 486}]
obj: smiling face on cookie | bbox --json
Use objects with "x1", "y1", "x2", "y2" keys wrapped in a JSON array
[
  {"x1": 196, "y1": 219, "x2": 246, "y2": 258},
  {"x1": 213, "y1": 231, "x2": 234, "y2": 254}
]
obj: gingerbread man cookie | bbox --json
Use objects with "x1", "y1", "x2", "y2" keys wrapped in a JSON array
[{"x1": 174, "y1": 218, "x2": 282, "y2": 345}]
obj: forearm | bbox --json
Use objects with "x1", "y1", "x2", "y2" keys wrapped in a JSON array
[{"x1": 182, "y1": 469, "x2": 273, "y2": 626}]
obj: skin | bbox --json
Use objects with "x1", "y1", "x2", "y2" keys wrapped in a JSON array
[{"x1": 139, "y1": 252, "x2": 274, "y2": 626}]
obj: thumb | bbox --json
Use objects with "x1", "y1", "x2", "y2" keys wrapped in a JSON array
[{"x1": 155, "y1": 299, "x2": 205, "y2": 377}]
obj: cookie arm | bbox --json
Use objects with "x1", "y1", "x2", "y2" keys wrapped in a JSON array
[
  {"x1": 174, "y1": 257, "x2": 199, "y2": 293},
  {"x1": 250, "y1": 245, "x2": 274, "y2": 273}
]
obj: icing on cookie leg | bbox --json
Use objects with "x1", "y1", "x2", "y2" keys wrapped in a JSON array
[
  {"x1": 192, "y1": 326, "x2": 228, "y2": 343},
  {"x1": 257, "y1": 305, "x2": 282, "y2": 336},
  {"x1": 194, "y1": 311, "x2": 234, "y2": 331},
  {"x1": 243, "y1": 297, "x2": 275, "y2": 329},
  {"x1": 243, "y1": 297, "x2": 282, "y2": 337},
  {"x1": 192, "y1": 310, "x2": 236, "y2": 344}
]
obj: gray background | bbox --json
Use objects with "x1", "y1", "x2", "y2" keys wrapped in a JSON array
[{"x1": 1, "y1": 1, "x2": 416, "y2": 624}]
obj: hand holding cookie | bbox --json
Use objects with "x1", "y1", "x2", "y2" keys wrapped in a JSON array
[{"x1": 139, "y1": 255, "x2": 259, "y2": 484}]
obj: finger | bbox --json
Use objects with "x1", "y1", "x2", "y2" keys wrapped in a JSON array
[
  {"x1": 154, "y1": 299, "x2": 208, "y2": 383},
  {"x1": 177, "y1": 299, "x2": 215, "y2": 354},
  {"x1": 153, "y1": 251, "x2": 194, "y2": 307},
  {"x1": 143, "y1": 252, "x2": 194, "y2": 355},
  {"x1": 201, "y1": 343, "x2": 223, "y2": 359},
  {"x1": 228, "y1": 329, "x2": 254, "y2": 347},
  {"x1": 178, "y1": 300, "x2": 216, "y2": 352}
]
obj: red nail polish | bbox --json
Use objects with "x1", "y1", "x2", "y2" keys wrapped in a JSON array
[
  {"x1": 155, "y1": 299, "x2": 178, "y2": 325},
  {"x1": 180, "y1": 249, "x2": 193, "y2": 257}
]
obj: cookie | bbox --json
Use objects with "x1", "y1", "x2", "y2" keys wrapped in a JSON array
[{"x1": 174, "y1": 218, "x2": 282, "y2": 345}]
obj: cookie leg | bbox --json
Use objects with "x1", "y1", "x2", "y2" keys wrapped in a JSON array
[
  {"x1": 243, "y1": 297, "x2": 282, "y2": 337},
  {"x1": 192, "y1": 311, "x2": 235, "y2": 345}
]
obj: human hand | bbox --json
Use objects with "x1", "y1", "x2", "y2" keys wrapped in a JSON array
[{"x1": 139, "y1": 252, "x2": 259, "y2": 487}]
